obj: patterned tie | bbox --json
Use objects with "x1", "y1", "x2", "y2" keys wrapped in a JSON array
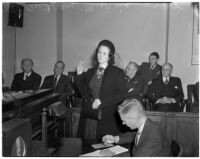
[
  {"x1": 164, "y1": 78, "x2": 169, "y2": 85},
  {"x1": 25, "y1": 74, "x2": 29, "y2": 80},
  {"x1": 150, "y1": 65, "x2": 155, "y2": 71},
  {"x1": 135, "y1": 132, "x2": 140, "y2": 146},
  {"x1": 54, "y1": 76, "x2": 57, "y2": 89},
  {"x1": 96, "y1": 67, "x2": 104, "y2": 79}
]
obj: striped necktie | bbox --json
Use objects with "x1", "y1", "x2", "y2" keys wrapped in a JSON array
[
  {"x1": 135, "y1": 132, "x2": 141, "y2": 146},
  {"x1": 96, "y1": 67, "x2": 104, "y2": 79},
  {"x1": 54, "y1": 76, "x2": 57, "y2": 89},
  {"x1": 164, "y1": 78, "x2": 169, "y2": 85}
]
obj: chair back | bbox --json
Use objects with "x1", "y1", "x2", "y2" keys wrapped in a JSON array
[
  {"x1": 187, "y1": 83, "x2": 199, "y2": 112},
  {"x1": 171, "y1": 140, "x2": 183, "y2": 157}
]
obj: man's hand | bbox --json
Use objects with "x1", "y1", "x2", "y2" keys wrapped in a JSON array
[
  {"x1": 156, "y1": 97, "x2": 176, "y2": 104},
  {"x1": 102, "y1": 135, "x2": 119, "y2": 145},
  {"x1": 92, "y1": 99, "x2": 101, "y2": 109},
  {"x1": 167, "y1": 98, "x2": 176, "y2": 104},
  {"x1": 156, "y1": 97, "x2": 169, "y2": 104}
]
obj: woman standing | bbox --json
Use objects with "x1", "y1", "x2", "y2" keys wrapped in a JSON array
[{"x1": 75, "y1": 40, "x2": 127, "y2": 141}]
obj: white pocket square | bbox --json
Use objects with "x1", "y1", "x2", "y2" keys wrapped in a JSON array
[{"x1": 174, "y1": 86, "x2": 178, "y2": 89}]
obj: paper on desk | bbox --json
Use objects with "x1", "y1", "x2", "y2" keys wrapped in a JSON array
[
  {"x1": 91, "y1": 143, "x2": 113, "y2": 149},
  {"x1": 80, "y1": 145, "x2": 128, "y2": 157},
  {"x1": 108, "y1": 145, "x2": 128, "y2": 155}
]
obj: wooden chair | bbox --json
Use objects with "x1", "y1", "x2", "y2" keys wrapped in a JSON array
[
  {"x1": 144, "y1": 96, "x2": 188, "y2": 112},
  {"x1": 171, "y1": 140, "x2": 183, "y2": 157},
  {"x1": 187, "y1": 83, "x2": 199, "y2": 112}
]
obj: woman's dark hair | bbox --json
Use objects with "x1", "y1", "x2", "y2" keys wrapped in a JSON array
[
  {"x1": 150, "y1": 52, "x2": 159, "y2": 59},
  {"x1": 92, "y1": 40, "x2": 115, "y2": 66}
]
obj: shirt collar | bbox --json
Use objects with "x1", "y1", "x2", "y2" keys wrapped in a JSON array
[
  {"x1": 24, "y1": 71, "x2": 32, "y2": 77},
  {"x1": 138, "y1": 117, "x2": 147, "y2": 134},
  {"x1": 150, "y1": 64, "x2": 157, "y2": 70},
  {"x1": 163, "y1": 76, "x2": 170, "y2": 82},
  {"x1": 55, "y1": 74, "x2": 61, "y2": 79},
  {"x1": 99, "y1": 63, "x2": 108, "y2": 69}
]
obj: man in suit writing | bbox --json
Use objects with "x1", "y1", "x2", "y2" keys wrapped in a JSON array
[
  {"x1": 147, "y1": 62, "x2": 184, "y2": 112},
  {"x1": 11, "y1": 58, "x2": 42, "y2": 91},
  {"x1": 102, "y1": 98, "x2": 171, "y2": 157},
  {"x1": 41, "y1": 61, "x2": 73, "y2": 105}
]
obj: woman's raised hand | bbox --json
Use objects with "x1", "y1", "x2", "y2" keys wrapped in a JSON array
[{"x1": 77, "y1": 61, "x2": 84, "y2": 75}]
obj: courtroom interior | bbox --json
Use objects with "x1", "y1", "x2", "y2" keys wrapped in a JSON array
[{"x1": 2, "y1": 2, "x2": 199, "y2": 157}]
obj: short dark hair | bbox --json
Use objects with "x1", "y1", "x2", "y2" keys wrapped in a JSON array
[
  {"x1": 21, "y1": 58, "x2": 33, "y2": 65},
  {"x1": 150, "y1": 52, "x2": 159, "y2": 59},
  {"x1": 93, "y1": 40, "x2": 115, "y2": 66},
  {"x1": 55, "y1": 60, "x2": 65, "y2": 68}
]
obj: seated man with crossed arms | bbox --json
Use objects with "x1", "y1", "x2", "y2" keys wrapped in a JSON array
[{"x1": 102, "y1": 99, "x2": 171, "y2": 157}]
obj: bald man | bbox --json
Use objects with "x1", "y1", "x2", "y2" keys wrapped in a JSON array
[
  {"x1": 125, "y1": 62, "x2": 145, "y2": 100},
  {"x1": 147, "y1": 62, "x2": 184, "y2": 112},
  {"x1": 102, "y1": 99, "x2": 171, "y2": 157},
  {"x1": 11, "y1": 58, "x2": 42, "y2": 91}
]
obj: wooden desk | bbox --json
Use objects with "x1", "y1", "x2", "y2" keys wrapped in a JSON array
[
  {"x1": 3, "y1": 89, "x2": 64, "y2": 144},
  {"x1": 55, "y1": 138, "x2": 130, "y2": 157}
]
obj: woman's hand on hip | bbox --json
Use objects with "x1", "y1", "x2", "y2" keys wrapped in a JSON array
[{"x1": 92, "y1": 99, "x2": 101, "y2": 109}]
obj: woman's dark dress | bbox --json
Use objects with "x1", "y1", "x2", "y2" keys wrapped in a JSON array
[{"x1": 75, "y1": 65, "x2": 127, "y2": 141}]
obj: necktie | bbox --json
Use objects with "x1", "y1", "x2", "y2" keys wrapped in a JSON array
[
  {"x1": 164, "y1": 78, "x2": 169, "y2": 85},
  {"x1": 25, "y1": 74, "x2": 29, "y2": 80},
  {"x1": 150, "y1": 65, "x2": 155, "y2": 71},
  {"x1": 135, "y1": 132, "x2": 140, "y2": 146},
  {"x1": 54, "y1": 76, "x2": 57, "y2": 88},
  {"x1": 96, "y1": 67, "x2": 104, "y2": 79},
  {"x1": 125, "y1": 76, "x2": 130, "y2": 82}
]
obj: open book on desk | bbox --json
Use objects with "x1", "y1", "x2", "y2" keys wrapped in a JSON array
[{"x1": 80, "y1": 145, "x2": 128, "y2": 157}]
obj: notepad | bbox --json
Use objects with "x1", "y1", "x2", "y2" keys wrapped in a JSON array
[{"x1": 80, "y1": 145, "x2": 128, "y2": 157}]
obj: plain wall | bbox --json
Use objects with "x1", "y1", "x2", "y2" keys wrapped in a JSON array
[
  {"x1": 2, "y1": 4, "x2": 16, "y2": 87},
  {"x1": 15, "y1": 4, "x2": 58, "y2": 85},
  {"x1": 62, "y1": 3, "x2": 167, "y2": 71},
  {"x1": 168, "y1": 3, "x2": 199, "y2": 96},
  {"x1": 2, "y1": 3, "x2": 199, "y2": 96}
]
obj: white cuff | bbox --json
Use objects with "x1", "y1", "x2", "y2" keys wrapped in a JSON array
[{"x1": 115, "y1": 136, "x2": 119, "y2": 143}]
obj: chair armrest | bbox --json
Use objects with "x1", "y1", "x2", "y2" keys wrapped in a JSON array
[
  {"x1": 180, "y1": 99, "x2": 190, "y2": 112},
  {"x1": 143, "y1": 97, "x2": 153, "y2": 111}
]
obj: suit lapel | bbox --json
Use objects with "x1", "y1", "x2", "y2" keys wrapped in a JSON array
[
  {"x1": 136, "y1": 118, "x2": 151, "y2": 147},
  {"x1": 55, "y1": 74, "x2": 63, "y2": 90}
]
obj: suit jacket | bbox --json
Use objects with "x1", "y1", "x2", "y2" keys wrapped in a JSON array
[
  {"x1": 146, "y1": 76, "x2": 184, "y2": 104},
  {"x1": 74, "y1": 65, "x2": 127, "y2": 139},
  {"x1": 41, "y1": 74, "x2": 73, "y2": 101},
  {"x1": 11, "y1": 71, "x2": 42, "y2": 91},
  {"x1": 140, "y1": 62, "x2": 162, "y2": 95},
  {"x1": 118, "y1": 118, "x2": 171, "y2": 157},
  {"x1": 125, "y1": 71, "x2": 145, "y2": 100}
]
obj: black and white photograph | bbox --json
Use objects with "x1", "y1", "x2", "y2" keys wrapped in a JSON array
[{"x1": 2, "y1": 1, "x2": 199, "y2": 157}]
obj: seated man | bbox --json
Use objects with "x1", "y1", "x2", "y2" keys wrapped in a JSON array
[
  {"x1": 11, "y1": 58, "x2": 42, "y2": 91},
  {"x1": 102, "y1": 99, "x2": 171, "y2": 157},
  {"x1": 140, "y1": 52, "x2": 162, "y2": 96},
  {"x1": 41, "y1": 61, "x2": 73, "y2": 104},
  {"x1": 147, "y1": 62, "x2": 184, "y2": 112},
  {"x1": 125, "y1": 62, "x2": 144, "y2": 100}
]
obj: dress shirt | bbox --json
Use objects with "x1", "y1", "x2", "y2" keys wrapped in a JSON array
[
  {"x1": 54, "y1": 74, "x2": 61, "y2": 86},
  {"x1": 23, "y1": 71, "x2": 32, "y2": 80}
]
